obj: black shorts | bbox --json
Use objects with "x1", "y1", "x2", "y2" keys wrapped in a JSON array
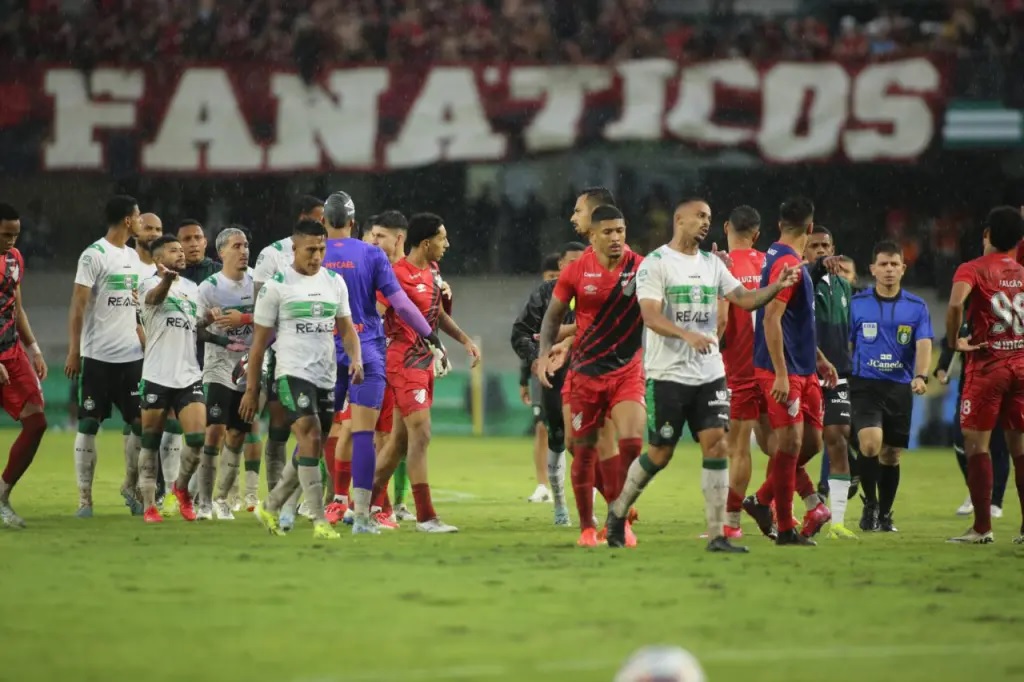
[
  {"x1": 262, "y1": 348, "x2": 280, "y2": 401},
  {"x1": 79, "y1": 357, "x2": 143, "y2": 423},
  {"x1": 276, "y1": 376, "x2": 333, "y2": 430},
  {"x1": 205, "y1": 382, "x2": 249, "y2": 433},
  {"x1": 529, "y1": 377, "x2": 544, "y2": 425},
  {"x1": 646, "y1": 377, "x2": 730, "y2": 447},
  {"x1": 821, "y1": 379, "x2": 852, "y2": 428},
  {"x1": 850, "y1": 377, "x2": 913, "y2": 449},
  {"x1": 140, "y1": 379, "x2": 205, "y2": 415}
]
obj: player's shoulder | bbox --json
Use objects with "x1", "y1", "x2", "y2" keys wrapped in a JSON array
[
  {"x1": 80, "y1": 239, "x2": 108, "y2": 258},
  {"x1": 270, "y1": 270, "x2": 286, "y2": 285},
  {"x1": 201, "y1": 272, "x2": 219, "y2": 288},
  {"x1": 272, "y1": 238, "x2": 290, "y2": 252}
]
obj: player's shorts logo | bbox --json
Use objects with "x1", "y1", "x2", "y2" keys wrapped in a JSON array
[
  {"x1": 297, "y1": 393, "x2": 311, "y2": 409},
  {"x1": 961, "y1": 400, "x2": 972, "y2": 416},
  {"x1": 837, "y1": 390, "x2": 848, "y2": 401},
  {"x1": 146, "y1": 393, "x2": 158, "y2": 404},
  {"x1": 659, "y1": 422, "x2": 674, "y2": 439},
  {"x1": 863, "y1": 322, "x2": 878, "y2": 340},
  {"x1": 413, "y1": 389, "x2": 427, "y2": 404},
  {"x1": 209, "y1": 404, "x2": 222, "y2": 418},
  {"x1": 572, "y1": 412, "x2": 583, "y2": 432},
  {"x1": 787, "y1": 398, "x2": 801, "y2": 418},
  {"x1": 83, "y1": 397, "x2": 95, "y2": 411}
]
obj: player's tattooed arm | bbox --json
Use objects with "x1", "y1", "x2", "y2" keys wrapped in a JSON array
[{"x1": 144, "y1": 266, "x2": 178, "y2": 305}]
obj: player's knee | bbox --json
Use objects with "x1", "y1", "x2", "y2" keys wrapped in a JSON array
[
  {"x1": 185, "y1": 432, "x2": 205, "y2": 449},
  {"x1": 547, "y1": 426, "x2": 564, "y2": 452},
  {"x1": 21, "y1": 411, "x2": 47, "y2": 437},
  {"x1": 269, "y1": 426, "x2": 290, "y2": 444},
  {"x1": 78, "y1": 418, "x2": 100, "y2": 436},
  {"x1": 141, "y1": 432, "x2": 161, "y2": 450},
  {"x1": 164, "y1": 418, "x2": 183, "y2": 434}
]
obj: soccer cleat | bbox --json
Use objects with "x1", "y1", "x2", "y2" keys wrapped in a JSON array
[
  {"x1": 576, "y1": 527, "x2": 599, "y2": 547},
  {"x1": 244, "y1": 492, "x2": 259, "y2": 513},
  {"x1": 1013, "y1": 534, "x2": 1024, "y2": 544},
  {"x1": 324, "y1": 501, "x2": 348, "y2": 525},
  {"x1": 553, "y1": 505, "x2": 573, "y2": 527},
  {"x1": 395, "y1": 504, "x2": 416, "y2": 522},
  {"x1": 947, "y1": 528, "x2": 994, "y2": 544},
  {"x1": 707, "y1": 536, "x2": 749, "y2": 553},
  {"x1": 776, "y1": 528, "x2": 817, "y2": 546},
  {"x1": 297, "y1": 500, "x2": 314, "y2": 520},
  {"x1": 605, "y1": 512, "x2": 627, "y2": 548},
  {"x1": 527, "y1": 484, "x2": 552, "y2": 503},
  {"x1": 212, "y1": 499, "x2": 235, "y2": 520},
  {"x1": 877, "y1": 512, "x2": 898, "y2": 533},
  {"x1": 859, "y1": 496, "x2": 878, "y2": 532},
  {"x1": 416, "y1": 518, "x2": 458, "y2": 533},
  {"x1": 253, "y1": 502, "x2": 283, "y2": 536},
  {"x1": 848, "y1": 476, "x2": 860, "y2": 500},
  {"x1": 0, "y1": 501, "x2": 26, "y2": 529},
  {"x1": 172, "y1": 485, "x2": 196, "y2": 522},
  {"x1": 75, "y1": 504, "x2": 94, "y2": 518},
  {"x1": 800, "y1": 503, "x2": 832, "y2": 537},
  {"x1": 992, "y1": 505, "x2": 1004, "y2": 519},
  {"x1": 374, "y1": 511, "x2": 400, "y2": 530},
  {"x1": 627, "y1": 507, "x2": 639, "y2": 524},
  {"x1": 228, "y1": 494, "x2": 242, "y2": 513},
  {"x1": 742, "y1": 495, "x2": 777, "y2": 539},
  {"x1": 624, "y1": 521, "x2": 638, "y2": 547},
  {"x1": 956, "y1": 494, "x2": 974, "y2": 516},
  {"x1": 723, "y1": 524, "x2": 743, "y2": 539},
  {"x1": 161, "y1": 491, "x2": 178, "y2": 516},
  {"x1": 827, "y1": 523, "x2": 859, "y2": 539},
  {"x1": 195, "y1": 503, "x2": 213, "y2": 521},
  {"x1": 120, "y1": 487, "x2": 144, "y2": 516},
  {"x1": 342, "y1": 508, "x2": 355, "y2": 525},
  {"x1": 143, "y1": 506, "x2": 164, "y2": 524},
  {"x1": 312, "y1": 521, "x2": 340, "y2": 540},
  {"x1": 352, "y1": 515, "x2": 381, "y2": 535},
  {"x1": 279, "y1": 506, "x2": 296, "y2": 532}
]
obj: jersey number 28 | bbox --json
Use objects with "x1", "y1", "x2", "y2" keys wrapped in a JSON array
[{"x1": 990, "y1": 291, "x2": 1024, "y2": 334}]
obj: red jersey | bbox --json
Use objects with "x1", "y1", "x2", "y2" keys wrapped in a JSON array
[
  {"x1": 953, "y1": 252, "x2": 1024, "y2": 362},
  {"x1": 722, "y1": 248, "x2": 765, "y2": 387},
  {"x1": 552, "y1": 247, "x2": 643, "y2": 376},
  {"x1": 383, "y1": 257, "x2": 443, "y2": 370},
  {"x1": 0, "y1": 248, "x2": 24, "y2": 361}
]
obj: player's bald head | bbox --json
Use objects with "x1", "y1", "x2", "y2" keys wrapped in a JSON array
[
  {"x1": 140, "y1": 213, "x2": 162, "y2": 229},
  {"x1": 136, "y1": 212, "x2": 164, "y2": 249}
]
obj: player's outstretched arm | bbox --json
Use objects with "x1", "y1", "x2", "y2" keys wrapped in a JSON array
[
  {"x1": 724, "y1": 267, "x2": 797, "y2": 311},
  {"x1": 15, "y1": 287, "x2": 45, "y2": 380},
  {"x1": 144, "y1": 267, "x2": 177, "y2": 306}
]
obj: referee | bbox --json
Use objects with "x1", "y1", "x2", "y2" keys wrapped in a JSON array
[{"x1": 849, "y1": 240, "x2": 933, "y2": 533}]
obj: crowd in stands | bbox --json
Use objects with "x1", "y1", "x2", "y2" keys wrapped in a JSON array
[{"x1": 2, "y1": 0, "x2": 1020, "y2": 66}]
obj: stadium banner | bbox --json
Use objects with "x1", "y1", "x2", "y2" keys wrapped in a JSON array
[{"x1": 5, "y1": 57, "x2": 950, "y2": 172}]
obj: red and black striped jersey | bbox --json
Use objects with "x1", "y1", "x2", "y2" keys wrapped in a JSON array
[{"x1": 0, "y1": 248, "x2": 24, "y2": 361}]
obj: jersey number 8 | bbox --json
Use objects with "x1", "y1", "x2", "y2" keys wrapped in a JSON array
[{"x1": 990, "y1": 291, "x2": 1024, "y2": 334}]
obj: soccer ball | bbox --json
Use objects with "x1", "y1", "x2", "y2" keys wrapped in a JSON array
[{"x1": 613, "y1": 646, "x2": 706, "y2": 682}]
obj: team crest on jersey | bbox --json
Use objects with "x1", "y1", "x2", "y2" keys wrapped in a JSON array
[
  {"x1": 620, "y1": 272, "x2": 636, "y2": 296},
  {"x1": 862, "y1": 322, "x2": 878, "y2": 340},
  {"x1": 896, "y1": 325, "x2": 912, "y2": 345},
  {"x1": 659, "y1": 422, "x2": 674, "y2": 439}
]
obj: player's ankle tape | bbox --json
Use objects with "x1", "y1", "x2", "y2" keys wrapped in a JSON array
[
  {"x1": 141, "y1": 432, "x2": 162, "y2": 449},
  {"x1": 269, "y1": 427, "x2": 290, "y2": 443},
  {"x1": 164, "y1": 419, "x2": 183, "y2": 434},
  {"x1": 78, "y1": 418, "x2": 100, "y2": 436},
  {"x1": 184, "y1": 433, "x2": 205, "y2": 448},
  {"x1": 202, "y1": 445, "x2": 219, "y2": 457}
]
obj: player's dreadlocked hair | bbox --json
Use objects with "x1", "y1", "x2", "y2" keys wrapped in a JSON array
[{"x1": 985, "y1": 206, "x2": 1024, "y2": 252}]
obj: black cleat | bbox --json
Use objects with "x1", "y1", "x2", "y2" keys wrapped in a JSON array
[
  {"x1": 605, "y1": 511, "x2": 627, "y2": 548},
  {"x1": 878, "y1": 512, "x2": 899, "y2": 533},
  {"x1": 776, "y1": 528, "x2": 817, "y2": 546},
  {"x1": 707, "y1": 535, "x2": 749, "y2": 553},
  {"x1": 859, "y1": 495, "x2": 879, "y2": 532},
  {"x1": 742, "y1": 495, "x2": 777, "y2": 539},
  {"x1": 848, "y1": 476, "x2": 860, "y2": 500}
]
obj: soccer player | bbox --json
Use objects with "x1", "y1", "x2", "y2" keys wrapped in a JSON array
[
  {"x1": 0, "y1": 204, "x2": 47, "y2": 528},
  {"x1": 371, "y1": 213, "x2": 479, "y2": 533},
  {"x1": 537, "y1": 205, "x2": 645, "y2": 547},
  {"x1": 606, "y1": 199, "x2": 797, "y2": 551},
  {"x1": 849, "y1": 240, "x2": 932, "y2": 533},
  {"x1": 944, "y1": 207, "x2": 1024, "y2": 543},
  {"x1": 718, "y1": 205, "x2": 772, "y2": 538},
  {"x1": 197, "y1": 227, "x2": 256, "y2": 520},
  {"x1": 65, "y1": 195, "x2": 145, "y2": 518},
  {"x1": 511, "y1": 242, "x2": 586, "y2": 525},
  {"x1": 742, "y1": 197, "x2": 838, "y2": 546},
  {"x1": 134, "y1": 214, "x2": 163, "y2": 276},
  {"x1": 137, "y1": 236, "x2": 212, "y2": 523},
  {"x1": 320, "y1": 194, "x2": 436, "y2": 534},
  {"x1": 246, "y1": 219, "x2": 363, "y2": 540},
  {"x1": 804, "y1": 226, "x2": 858, "y2": 538}
]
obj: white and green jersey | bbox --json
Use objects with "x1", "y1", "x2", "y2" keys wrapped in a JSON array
[
  {"x1": 139, "y1": 275, "x2": 206, "y2": 388},
  {"x1": 74, "y1": 238, "x2": 144, "y2": 363},
  {"x1": 636, "y1": 245, "x2": 742, "y2": 386},
  {"x1": 197, "y1": 270, "x2": 255, "y2": 391},
  {"x1": 131, "y1": 248, "x2": 157, "y2": 280},
  {"x1": 253, "y1": 238, "x2": 293, "y2": 284},
  {"x1": 253, "y1": 266, "x2": 351, "y2": 391}
]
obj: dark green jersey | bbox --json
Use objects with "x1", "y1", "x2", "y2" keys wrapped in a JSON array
[
  {"x1": 810, "y1": 261, "x2": 852, "y2": 377},
  {"x1": 182, "y1": 257, "x2": 222, "y2": 285}
]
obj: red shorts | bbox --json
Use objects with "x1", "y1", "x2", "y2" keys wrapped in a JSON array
[
  {"x1": 568, "y1": 363, "x2": 645, "y2": 437},
  {"x1": 387, "y1": 366, "x2": 434, "y2": 417},
  {"x1": 728, "y1": 381, "x2": 766, "y2": 421},
  {"x1": 0, "y1": 348, "x2": 43, "y2": 420},
  {"x1": 755, "y1": 369, "x2": 822, "y2": 430},
  {"x1": 333, "y1": 385, "x2": 395, "y2": 433},
  {"x1": 960, "y1": 361, "x2": 1024, "y2": 431},
  {"x1": 560, "y1": 371, "x2": 572, "y2": 403}
]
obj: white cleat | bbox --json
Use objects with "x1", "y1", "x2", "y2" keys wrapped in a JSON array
[
  {"x1": 956, "y1": 494, "x2": 974, "y2": 516},
  {"x1": 213, "y1": 499, "x2": 235, "y2": 520},
  {"x1": 0, "y1": 501, "x2": 26, "y2": 529},
  {"x1": 297, "y1": 500, "x2": 314, "y2": 520},
  {"x1": 395, "y1": 504, "x2": 416, "y2": 522},
  {"x1": 527, "y1": 484, "x2": 552, "y2": 503},
  {"x1": 416, "y1": 518, "x2": 458, "y2": 534},
  {"x1": 947, "y1": 528, "x2": 994, "y2": 544},
  {"x1": 243, "y1": 492, "x2": 259, "y2": 512},
  {"x1": 228, "y1": 495, "x2": 242, "y2": 513},
  {"x1": 195, "y1": 503, "x2": 214, "y2": 521},
  {"x1": 553, "y1": 505, "x2": 573, "y2": 527},
  {"x1": 992, "y1": 505, "x2": 1004, "y2": 519}
]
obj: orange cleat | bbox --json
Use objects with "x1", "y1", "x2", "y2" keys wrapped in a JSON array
[
  {"x1": 325, "y1": 501, "x2": 348, "y2": 525},
  {"x1": 624, "y1": 521, "x2": 637, "y2": 547},
  {"x1": 172, "y1": 485, "x2": 196, "y2": 522},
  {"x1": 143, "y1": 506, "x2": 164, "y2": 524},
  {"x1": 374, "y1": 511, "x2": 399, "y2": 530},
  {"x1": 577, "y1": 527, "x2": 599, "y2": 547},
  {"x1": 724, "y1": 524, "x2": 743, "y2": 539},
  {"x1": 800, "y1": 503, "x2": 832, "y2": 537}
]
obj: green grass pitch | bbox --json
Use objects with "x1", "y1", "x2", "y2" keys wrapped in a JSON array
[{"x1": 1, "y1": 432, "x2": 1023, "y2": 682}]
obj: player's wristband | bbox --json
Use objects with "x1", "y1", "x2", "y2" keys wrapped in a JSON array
[
  {"x1": 240, "y1": 313, "x2": 253, "y2": 325},
  {"x1": 28, "y1": 342, "x2": 41, "y2": 356},
  {"x1": 914, "y1": 374, "x2": 929, "y2": 384}
]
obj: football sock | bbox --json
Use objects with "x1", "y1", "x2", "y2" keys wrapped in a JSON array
[
  {"x1": 174, "y1": 438, "x2": 203, "y2": 493},
  {"x1": 351, "y1": 430, "x2": 376, "y2": 517},
  {"x1": 264, "y1": 429, "x2": 289, "y2": 490},
  {"x1": 617, "y1": 437, "x2": 643, "y2": 487},
  {"x1": 215, "y1": 444, "x2": 242, "y2": 500},
  {"x1": 296, "y1": 457, "x2": 326, "y2": 523},
  {"x1": 334, "y1": 458, "x2": 351, "y2": 501},
  {"x1": 412, "y1": 483, "x2": 436, "y2": 522},
  {"x1": 858, "y1": 454, "x2": 879, "y2": 504},
  {"x1": 828, "y1": 475, "x2": 851, "y2": 525},
  {"x1": 770, "y1": 451, "x2": 799, "y2": 532},
  {"x1": 599, "y1": 454, "x2": 624, "y2": 505},
  {"x1": 267, "y1": 461, "x2": 299, "y2": 512},
  {"x1": 611, "y1": 453, "x2": 662, "y2": 518},
  {"x1": 593, "y1": 457, "x2": 607, "y2": 504},
  {"x1": 1, "y1": 413, "x2": 45, "y2": 496},
  {"x1": 138, "y1": 445, "x2": 159, "y2": 509},
  {"x1": 199, "y1": 446, "x2": 218, "y2": 506},
  {"x1": 878, "y1": 463, "x2": 900, "y2": 517},
  {"x1": 967, "y1": 453, "x2": 993, "y2": 534},
  {"x1": 74, "y1": 429, "x2": 98, "y2": 505},
  {"x1": 394, "y1": 459, "x2": 409, "y2": 505},
  {"x1": 547, "y1": 448, "x2": 567, "y2": 507},
  {"x1": 725, "y1": 489, "x2": 743, "y2": 528},
  {"x1": 571, "y1": 443, "x2": 597, "y2": 529},
  {"x1": 701, "y1": 457, "x2": 729, "y2": 539},
  {"x1": 244, "y1": 459, "x2": 261, "y2": 501},
  {"x1": 160, "y1": 426, "x2": 183, "y2": 485},
  {"x1": 122, "y1": 432, "x2": 140, "y2": 490}
]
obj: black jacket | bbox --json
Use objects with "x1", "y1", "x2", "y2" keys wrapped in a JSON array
[{"x1": 510, "y1": 280, "x2": 574, "y2": 386}]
